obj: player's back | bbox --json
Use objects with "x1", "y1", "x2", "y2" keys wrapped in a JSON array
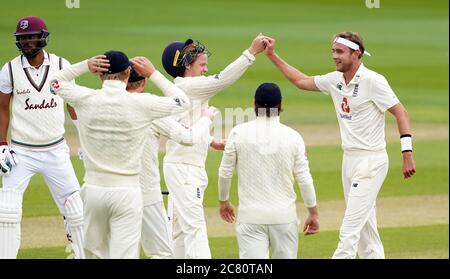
[
  {"x1": 75, "y1": 82, "x2": 158, "y2": 187},
  {"x1": 228, "y1": 116, "x2": 303, "y2": 224}
]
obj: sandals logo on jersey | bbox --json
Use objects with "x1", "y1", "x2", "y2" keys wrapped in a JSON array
[
  {"x1": 339, "y1": 97, "x2": 352, "y2": 120},
  {"x1": 24, "y1": 98, "x2": 57, "y2": 110},
  {"x1": 49, "y1": 79, "x2": 60, "y2": 95},
  {"x1": 15, "y1": 89, "x2": 31, "y2": 95}
]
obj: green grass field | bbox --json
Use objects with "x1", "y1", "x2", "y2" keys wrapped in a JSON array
[
  {"x1": 0, "y1": 0, "x2": 448, "y2": 259},
  {"x1": 17, "y1": 224, "x2": 448, "y2": 259}
]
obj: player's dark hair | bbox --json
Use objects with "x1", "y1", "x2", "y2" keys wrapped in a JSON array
[{"x1": 333, "y1": 32, "x2": 365, "y2": 59}]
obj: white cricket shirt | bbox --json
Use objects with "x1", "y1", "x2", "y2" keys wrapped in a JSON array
[
  {"x1": 163, "y1": 49, "x2": 256, "y2": 167},
  {"x1": 314, "y1": 64, "x2": 399, "y2": 152},
  {"x1": 50, "y1": 60, "x2": 190, "y2": 187},
  {"x1": 140, "y1": 116, "x2": 212, "y2": 206},
  {"x1": 0, "y1": 51, "x2": 70, "y2": 149},
  {"x1": 218, "y1": 116, "x2": 317, "y2": 224}
]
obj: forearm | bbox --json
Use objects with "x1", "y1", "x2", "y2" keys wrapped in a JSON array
[
  {"x1": 67, "y1": 104, "x2": 77, "y2": 120},
  {"x1": 0, "y1": 94, "x2": 11, "y2": 142},
  {"x1": 267, "y1": 52, "x2": 309, "y2": 84},
  {"x1": 0, "y1": 108, "x2": 9, "y2": 142},
  {"x1": 149, "y1": 71, "x2": 182, "y2": 98},
  {"x1": 295, "y1": 147, "x2": 317, "y2": 207},
  {"x1": 188, "y1": 50, "x2": 255, "y2": 99},
  {"x1": 298, "y1": 180, "x2": 317, "y2": 208},
  {"x1": 213, "y1": 49, "x2": 255, "y2": 88},
  {"x1": 152, "y1": 117, "x2": 212, "y2": 146},
  {"x1": 218, "y1": 150, "x2": 236, "y2": 201},
  {"x1": 395, "y1": 109, "x2": 411, "y2": 136},
  {"x1": 53, "y1": 60, "x2": 89, "y2": 82},
  {"x1": 218, "y1": 176, "x2": 232, "y2": 201}
]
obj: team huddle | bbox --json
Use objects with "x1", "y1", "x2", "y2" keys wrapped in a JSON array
[{"x1": 0, "y1": 16, "x2": 415, "y2": 259}]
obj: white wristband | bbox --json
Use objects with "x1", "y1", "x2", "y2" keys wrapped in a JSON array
[{"x1": 400, "y1": 134, "x2": 412, "y2": 153}]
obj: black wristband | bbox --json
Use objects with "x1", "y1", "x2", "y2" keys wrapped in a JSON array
[{"x1": 400, "y1": 134, "x2": 412, "y2": 138}]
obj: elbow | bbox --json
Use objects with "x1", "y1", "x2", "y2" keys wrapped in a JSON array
[{"x1": 178, "y1": 95, "x2": 190, "y2": 109}]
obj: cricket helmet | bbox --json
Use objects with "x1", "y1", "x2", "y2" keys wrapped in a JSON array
[
  {"x1": 161, "y1": 39, "x2": 211, "y2": 78},
  {"x1": 14, "y1": 16, "x2": 50, "y2": 58}
]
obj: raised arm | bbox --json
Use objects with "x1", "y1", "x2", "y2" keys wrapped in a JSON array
[
  {"x1": 388, "y1": 103, "x2": 416, "y2": 179},
  {"x1": 131, "y1": 56, "x2": 190, "y2": 109},
  {"x1": 181, "y1": 35, "x2": 267, "y2": 100},
  {"x1": 50, "y1": 55, "x2": 109, "y2": 106},
  {"x1": 263, "y1": 37, "x2": 320, "y2": 92}
]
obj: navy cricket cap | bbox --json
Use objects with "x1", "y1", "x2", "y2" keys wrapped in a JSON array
[
  {"x1": 161, "y1": 39, "x2": 193, "y2": 78},
  {"x1": 128, "y1": 67, "x2": 145, "y2": 83},
  {"x1": 104, "y1": 50, "x2": 130, "y2": 74},
  {"x1": 254, "y1": 83, "x2": 282, "y2": 108}
]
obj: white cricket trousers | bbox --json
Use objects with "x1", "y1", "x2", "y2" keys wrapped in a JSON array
[
  {"x1": 2, "y1": 143, "x2": 80, "y2": 212},
  {"x1": 81, "y1": 184, "x2": 142, "y2": 259},
  {"x1": 0, "y1": 143, "x2": 81, "y2": 259},
  {"x1": 141, "y1": 201, "x2": 173, "y2": 259},
  {"x1": 163, "y1": 163, "x2": 211, "y2": 259},
  {"x1": 332, "y1": 150, "x2": 388, "y2": 259},
  {"x1": 236, "y1": 221, "x2": 299, "y2": 259}
]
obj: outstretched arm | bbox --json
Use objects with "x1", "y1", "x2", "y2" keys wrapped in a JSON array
[
  {"x1": 181, "y1": 35, "x2": 267, "y2": 100},
  {"x1": 388, "y1": 103, "x2": 416, "y2": 179},
  {"x1": 264, "y1": 36, "x2": 320, "y2": 92},
  {"x1": 50, "y1": 55, "x2": 109, "y2": 105}
]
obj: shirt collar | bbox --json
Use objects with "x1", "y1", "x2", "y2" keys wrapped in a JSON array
[
  {"x1": 102, "y1": 80, "x2": 127, "y2": 91},
  {"x1": 340, "y1": 63, "x2": 366, "y2": 86},
  {"x1": 21, "y1": 50, "x2": 50, "y2": 69}
]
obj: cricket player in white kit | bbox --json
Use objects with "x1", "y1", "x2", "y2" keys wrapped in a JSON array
[
  {"x1": 263, "y1": 32, "x2": 416, "y2": 259},
  {"x1": 125, "y1": 68, "x2": 216, "y2": 259},
  {"x1": 50, "y1": 51, "x2": 190, "y2": 258},
  {"x1": 160, "y1": 36, "x2": 266, "y2": 258},
  {"x1": 218, "y1": 83, "x2": 319, "y2": 259},
  {"x1": 0, "y1": 16, "x2": 84, "y2": 259}
]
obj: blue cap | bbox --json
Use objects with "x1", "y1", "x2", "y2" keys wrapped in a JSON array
[
  {"x1": 104, "y1": 50, "x2": 130, "y2": 74},
  {"x1": 254, "y1": 83, "x2": 282, "y2": 107},
  {"x1": 128, "y1": 67, "x2": 145, "y2": 83},
  {"x1": 161, "y1": 40, "x2": 191, "y2": 78}
]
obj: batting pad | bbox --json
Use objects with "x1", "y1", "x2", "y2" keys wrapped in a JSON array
[
  {"x1": 0, "y1": 189, "x2": 22, "y2": 259},
  {"x1": 64, "y1": 191, "x2": 85, "y2": 259}
]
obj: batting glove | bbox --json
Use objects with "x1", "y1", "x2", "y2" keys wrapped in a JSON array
[
  {"x1": 0, "y1": 152, "x2": 11, "y2": 176},
  {"x1": 0, "y1": 144, "x2": 18, "y2": 168}
]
